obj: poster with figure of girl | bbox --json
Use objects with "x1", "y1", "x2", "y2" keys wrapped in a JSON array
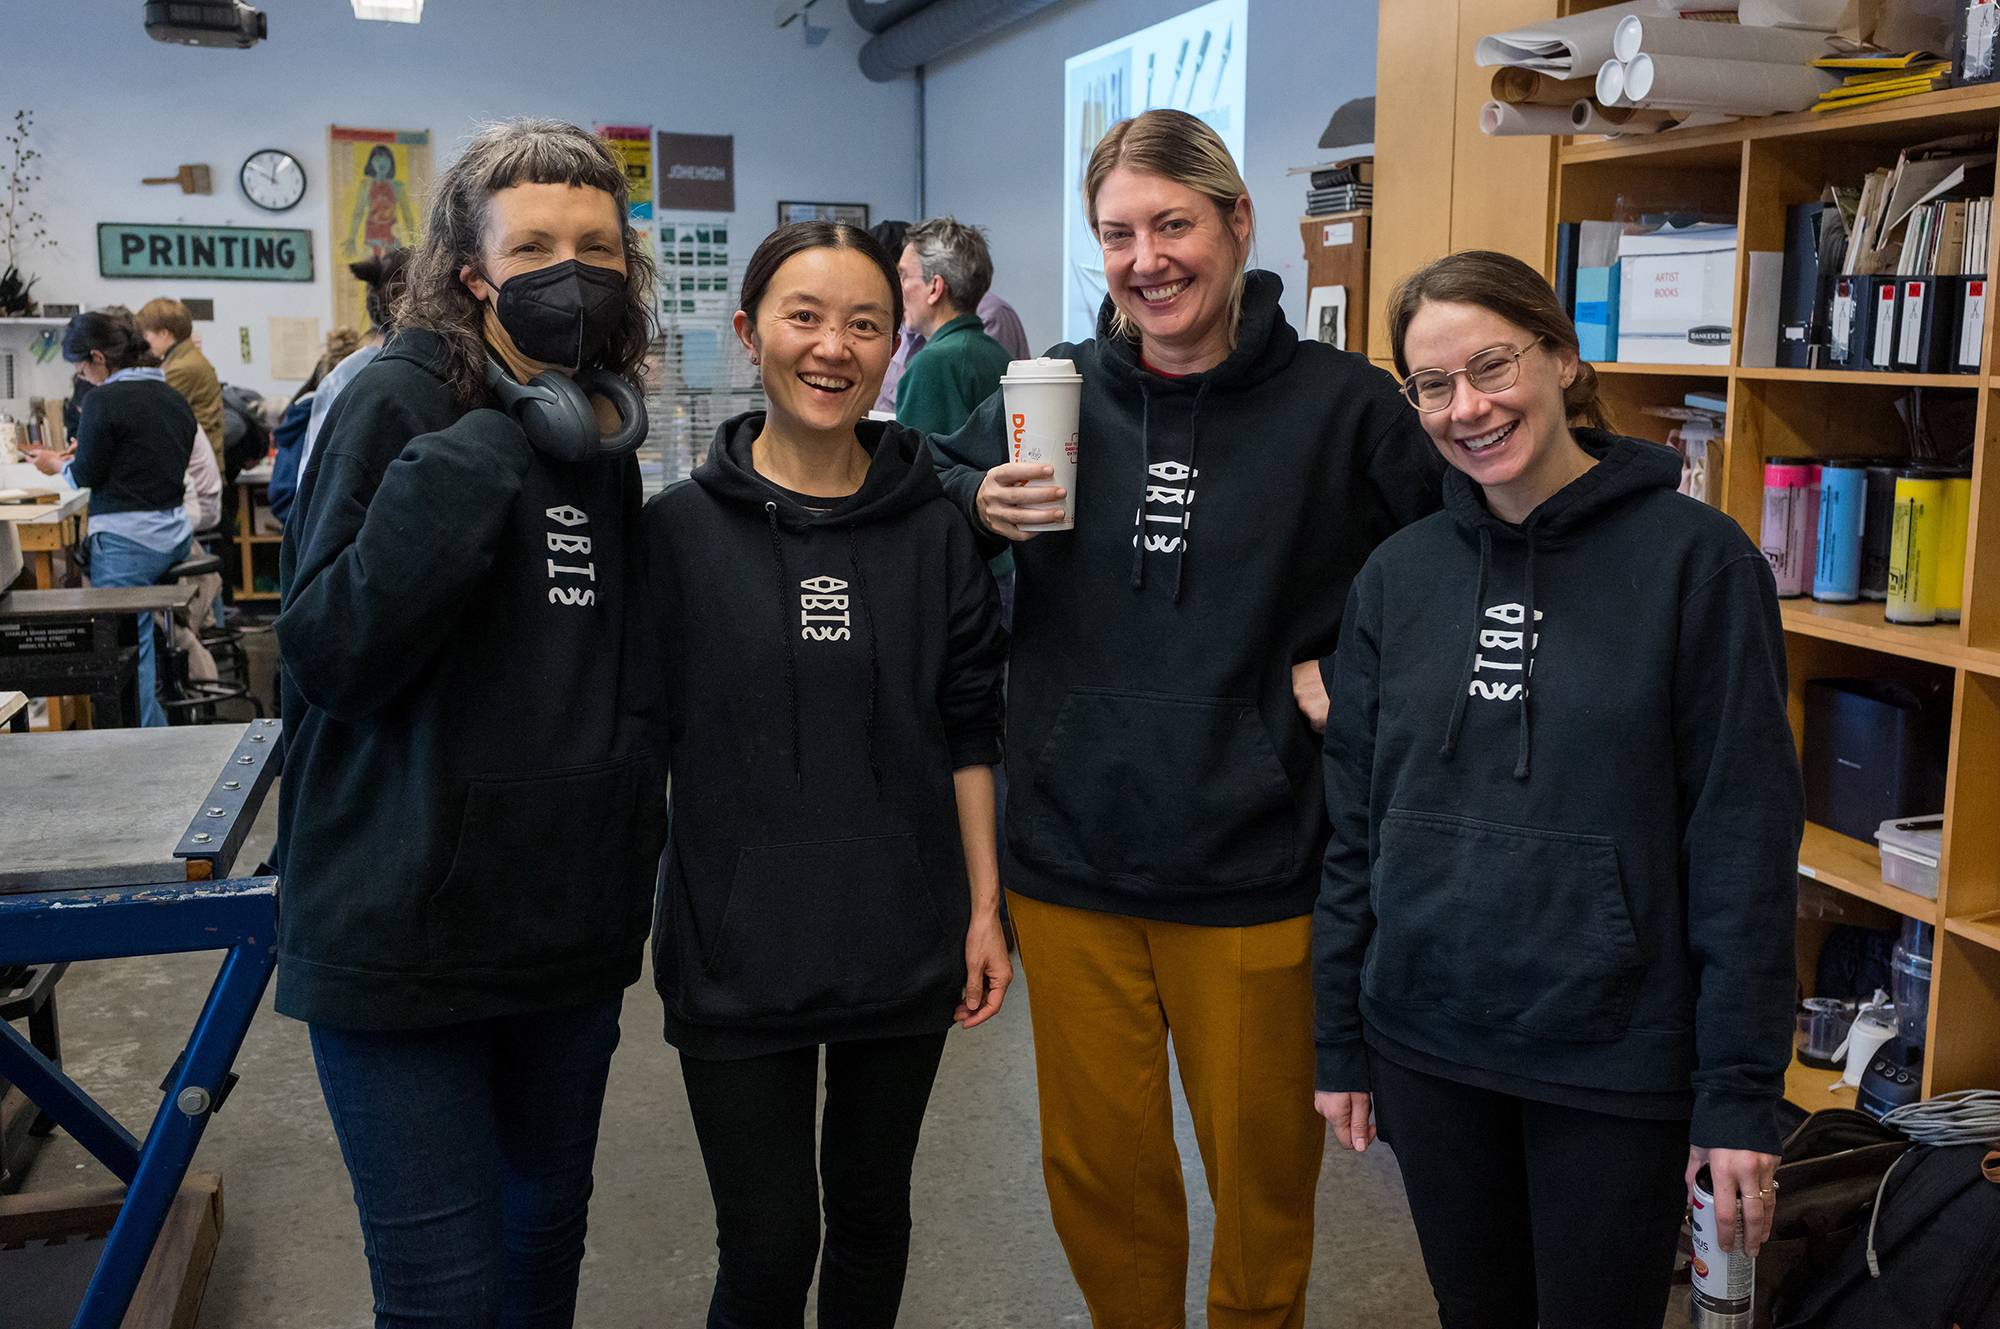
[{"x1": 327, "y1": 126, "x2": 431, "y2": 335}]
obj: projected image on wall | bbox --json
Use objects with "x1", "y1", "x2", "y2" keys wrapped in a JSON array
[{"x1": 1062, "y1": 0, "x2": 1247, "y2": 342}]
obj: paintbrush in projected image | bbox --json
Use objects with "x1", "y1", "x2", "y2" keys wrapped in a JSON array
[
  {"x1": 1167, "y1": 37, "x2": 1188, "y2": 104},
  {"x1": 1208, "y1": 23, "x2": 1232, "y2": 105},
  {"x1": 1145, "y1": 52, "x2": 1156, "y2": 107},
  {"x1": 1184, "y1": 30, "x2": 1211, "y2": 108}
]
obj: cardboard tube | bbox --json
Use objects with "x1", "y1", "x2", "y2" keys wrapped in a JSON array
[
  {"x1": 1623, "y1": 50, "x2": 1840, "y2": 114},
  {"x1": 1597, "y1": 57, "x2": 1629, "y2": 106},
  {"x1": 1614, "y1": 13, "x2": 1838, "y2": 64},
  {"x1": 1570, "y1": 99, "x2": 1675, "y2": 134},
  {"x1": 1491, "y1": 68, "x2": 1599, "y2": 105},
  {"x1": 1479, "y1": 100, "x2": 1578, "y2": 137}
]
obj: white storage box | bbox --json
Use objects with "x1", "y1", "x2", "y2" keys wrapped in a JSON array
[
  {"x1": 1617, "y1": 224, "x2": 1737, "y2": 365},
  {"x1": 1875, "y1": 814, "x2": 1943, "y2": 899}
]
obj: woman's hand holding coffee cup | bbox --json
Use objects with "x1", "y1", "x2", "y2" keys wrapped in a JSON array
[{"x1": 977, "y1": 462, "x2": 1069, "y2": 541}]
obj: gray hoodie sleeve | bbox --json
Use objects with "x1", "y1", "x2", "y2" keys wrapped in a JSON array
[
  {"x1": 1313, "y1": 571, "x2": 1382, "y2": 1092},
  {"x1": 278, "y1": 406, "x2": 533, "y2": 723},
  {"x1": 1675, "y1": 553, "x2": 1802, "y2": 1154}
]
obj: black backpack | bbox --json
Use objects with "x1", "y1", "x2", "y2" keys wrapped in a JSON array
[
  {"x1": 1776, "y1": 1145, "x2": 2000, "y2": 1329},
  {"x1": 220, "y1": 383, "x2": 271, "y2": 480}
]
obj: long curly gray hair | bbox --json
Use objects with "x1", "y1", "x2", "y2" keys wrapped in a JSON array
[{"x1": 394, "y1": 118, "x2": 656, "y2": 407}]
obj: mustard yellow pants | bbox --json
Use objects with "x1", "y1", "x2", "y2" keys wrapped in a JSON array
[{"x1": 1008, "y1": 891, "x2": 1322, "y2": 1329}]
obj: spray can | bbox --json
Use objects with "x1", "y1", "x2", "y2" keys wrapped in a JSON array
[
  {"x1": 1689, "y1": 1166, "x2": 1754, "y2": 1328},
  {"x1": 1813, "y1": 460, "x2": 1867, "y2": 602},
  {"x1": 1937, "y1": 469, "x2": 1972, "y2": 623},
  {"x1": 1887, "y1": 469, "x2": 1946, "y2": 624},
  {"x1": 1760, "y1": 458, "x2": 1815, "y2": 597},
  {"x1": 1861, "y1": 463, "x2": 1900, "y2": 601}
]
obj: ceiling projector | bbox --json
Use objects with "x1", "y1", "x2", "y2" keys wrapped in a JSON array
[{"x1": 145, "y1": 0, "x2": 267, "y2": 48}]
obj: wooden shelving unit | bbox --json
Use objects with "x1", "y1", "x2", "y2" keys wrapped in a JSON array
[{"x1": 1541, "y1": 1, "x2": 2000, "y2": 1101}]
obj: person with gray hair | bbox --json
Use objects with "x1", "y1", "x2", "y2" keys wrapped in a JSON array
[{"x1": 893, "y1": 217, "x2": 1015, "y2": 437}]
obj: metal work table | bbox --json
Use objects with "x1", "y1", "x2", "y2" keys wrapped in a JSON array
[
  {"x1": 0, "y1": 584, "x2": 197, "y2": 730},
  {"x1": 0, "y1": 721, "x2": 281, "y2": 1327}
]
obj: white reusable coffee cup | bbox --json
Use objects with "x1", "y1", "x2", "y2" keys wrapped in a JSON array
[{"x1": 999, "y1": 357, "x2": 1084, "y2": 530}]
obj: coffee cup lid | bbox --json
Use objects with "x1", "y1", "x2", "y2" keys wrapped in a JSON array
[{"x1": 1002, "y1": 357, "x2": 1082, "y2": 381}]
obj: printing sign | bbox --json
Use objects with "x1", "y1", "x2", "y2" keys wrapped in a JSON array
[{"x1": 97, "y1": 223, "x2": 314, "y2": 282}]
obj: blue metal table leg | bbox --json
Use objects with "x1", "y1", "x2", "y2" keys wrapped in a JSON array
[
  {"x1": 70, "y1": 935, "x2": 277, "y2": 1329},
  {"x1": 0, "y1": 1021, "x2": 142, "y2": 1181}
]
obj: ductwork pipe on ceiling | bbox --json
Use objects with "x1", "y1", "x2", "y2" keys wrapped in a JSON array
[
  {"x1": 847, "y1": 0, "x2": 938, "y2": 35},
  {"x1": 857, "y1": 0, "x2": 1066, "y2": 82}
]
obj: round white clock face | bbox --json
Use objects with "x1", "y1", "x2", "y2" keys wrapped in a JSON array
[{"x1": 240, "y1": 149, "x2": 306, "y2": 212}]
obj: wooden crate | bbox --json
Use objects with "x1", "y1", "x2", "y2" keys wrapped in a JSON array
[{"x1": 0, "y1": 1172, "x2": 224, "y2": 1329}]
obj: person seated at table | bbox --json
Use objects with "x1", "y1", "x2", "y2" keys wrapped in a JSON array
[
  {"x1": 25, "y1": 310, "x2": 195, "y2": 727},
  {"x1": 136, "y1": 298, "x2": 226, "y2": 475}
]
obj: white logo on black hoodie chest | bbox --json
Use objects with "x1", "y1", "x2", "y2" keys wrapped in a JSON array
[
  {"x1": 1132, "y1": 459, "x2": 1198, "y2": 554},
  {"x1": 545, "y1": 505, "x2": 597, "y2": 608},
  {"x1": 800, "y1": 575, "x2": 852, "y2": 642},
  {"x1": 1468, "y1": 601, "x2": 1543, "y2": 702}
]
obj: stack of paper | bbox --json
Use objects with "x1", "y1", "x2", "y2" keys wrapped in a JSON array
[{"x1": 1811, "y1": 53, "x2": 1951, "y2": 112}]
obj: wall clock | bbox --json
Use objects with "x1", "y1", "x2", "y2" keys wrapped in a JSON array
[{"x1": 240, "y1": 148, "x2": 306, "y2": 212}]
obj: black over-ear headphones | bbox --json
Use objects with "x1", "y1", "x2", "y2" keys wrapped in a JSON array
[{"x1": 484, "y1": 357, "x2": 648, "y2": 464}]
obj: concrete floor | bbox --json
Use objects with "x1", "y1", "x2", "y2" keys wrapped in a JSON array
[{"x1": 10, "y1": 628, "x2": 1687, "y2": 1327}]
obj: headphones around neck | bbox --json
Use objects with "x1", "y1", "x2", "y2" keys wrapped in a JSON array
[{"x1": 484, "y1": 357, "x2": 648, "y2": 464}]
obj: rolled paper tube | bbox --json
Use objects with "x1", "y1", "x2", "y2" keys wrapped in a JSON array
[
  {"x1": 1597, "y1": 57, "x2": 1628, "y2": 106},
  {"x1": 1570, "y1": 99, "x2": 1674, "y2": 134},
  {"x1": 1612, "y1": 13, "x2": 1838, "y2": 65},
  {"x1": 1491, "y1": 67, "x2": 1599, "y2": 105},
  {"x1": 1622, "y1": 51, "x2": 1840, "y2": 115},
  {"x1": 1479, "y1": 100, "x2": 1578, "y2": 136}
]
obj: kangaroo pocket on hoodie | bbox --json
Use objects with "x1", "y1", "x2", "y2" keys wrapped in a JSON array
[
  {"x1": 425, "y1": 751, "x2": 660, "y2": 972},
  {"x1": 1364, "y1": 809, "x2": 1643, "y2": 1042},
  {"x1": 1018, "y1": 687, "x2": 1296, "y2": 894},
  {"x1": 674, "y1": 832, "x2": 950, "y2": 1026}
]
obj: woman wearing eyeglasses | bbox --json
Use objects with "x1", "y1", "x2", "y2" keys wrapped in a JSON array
[{"x1": 1312, "y1": 251, "x2": 1802, "y2": 1329}]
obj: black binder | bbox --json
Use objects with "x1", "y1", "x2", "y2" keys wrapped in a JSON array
[{"x1": 1779, "y1": 202, "x2": 1826, "y2": 368}]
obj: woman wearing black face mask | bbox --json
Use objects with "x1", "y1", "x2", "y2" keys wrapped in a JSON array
[{"x1": 274, "y1": 119, "x2": 665, "y2": 1329}]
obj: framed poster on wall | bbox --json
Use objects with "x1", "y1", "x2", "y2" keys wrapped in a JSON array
[
  {"x1": 1062, "y1": 0, "x2": 1247, "y2": 341},
  {"x1": 778, "y1": 201, "x2": 870, "y2": 228}
]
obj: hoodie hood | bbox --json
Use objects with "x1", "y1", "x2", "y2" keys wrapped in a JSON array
[
  {"x1": 1443, "y1": 428, "x2": 1685, "y2": 544},
  {"x1": 690, "y1": 411, "x2": 951, "y2": 793},
  {"x1": 1091, "y1": 269, "x2": 1301, "y2": 602},
  {"x1": 1096, "y1": 268, "x2": 1299, "y2": 394},
  {"x1": 1437, "y1": 430, "x2": 1686, "y2": 780},
  {"x1": 694, "y1": 412, "x2": 943, "y2": 528}
]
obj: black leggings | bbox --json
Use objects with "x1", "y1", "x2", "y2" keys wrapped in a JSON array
[
  {"x1": 679, "y1": 1031, "x2": 949, "y2": 1329},
  {"x1": 1368, "y1": 1050, "x2": 1690, "y2": 1329}
]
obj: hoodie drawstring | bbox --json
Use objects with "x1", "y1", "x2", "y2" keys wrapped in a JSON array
[
  {"x1": 763, "y1": 502, "x2": 803, "y2": 789},
  {"x1": 1438, "y1": 526, "x2": 1492, "y2": 762},
  {"x1": 1514, "y1": 534, "x2": 1538, "y2": 781},
  {"x1": 1129, "y1": 384, "x2": 1152, "y2": 592},
  {"x1": 1173, "y1": 388, "x2": 1204, "y2": 604},
  {"x1": 845, "y1": 525, "x2": 885, "y2": 790}
]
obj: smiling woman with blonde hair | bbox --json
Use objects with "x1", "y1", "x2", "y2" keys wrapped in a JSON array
[{"x1": 928, "y1": 108, "x2": 1441, "y2": 1328}]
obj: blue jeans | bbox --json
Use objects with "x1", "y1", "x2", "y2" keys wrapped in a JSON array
[
  {"x1": 309, "y1": 996, "x2": 624, "y2": 1329},
  {"x1": 87, "y1": 529, "x2": 192, "y2": 727}
]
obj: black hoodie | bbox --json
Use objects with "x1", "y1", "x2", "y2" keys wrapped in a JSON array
[
  {"x1": 275, "y1": 330, "x2": 666, "y2": 1031},
  {"x1": 931, "y1": 270, "x2": 1441, "y2": 927},
  {"x1": 1313, "y1": 431, "x2": 1802, "y2": 1153},
  {"x1": 641, "y1": 413, "x2": 1006, "y2": 1059}
]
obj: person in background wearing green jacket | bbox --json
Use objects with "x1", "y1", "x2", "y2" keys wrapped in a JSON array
[{"x1": 893, "y1": 217, "x2": 1013, "y2": 436}]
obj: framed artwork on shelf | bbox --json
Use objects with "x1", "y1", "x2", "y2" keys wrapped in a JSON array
[{"x1": 777, "y1": 200, "x2": 870, "y2": 228}]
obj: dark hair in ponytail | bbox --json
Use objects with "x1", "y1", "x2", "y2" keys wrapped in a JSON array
[
  {"x1": 61, "y1": 309, "x2": 153, "y2": 374},
  {"x1": 739, "y1": 220, "x2": 901, "y2": 333},
  {"x1": 1386, "y1": 250, "x2": 1612, "y2": 434}
]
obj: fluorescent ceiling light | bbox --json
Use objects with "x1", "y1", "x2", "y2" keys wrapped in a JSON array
[{"x1": 353, "y1": 0, "x2": 422, "y2": 22}]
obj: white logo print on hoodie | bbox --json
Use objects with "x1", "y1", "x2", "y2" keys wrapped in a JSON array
[{"x1": 1467, "y1": 601, "x2": 1543, "y2": 702}]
